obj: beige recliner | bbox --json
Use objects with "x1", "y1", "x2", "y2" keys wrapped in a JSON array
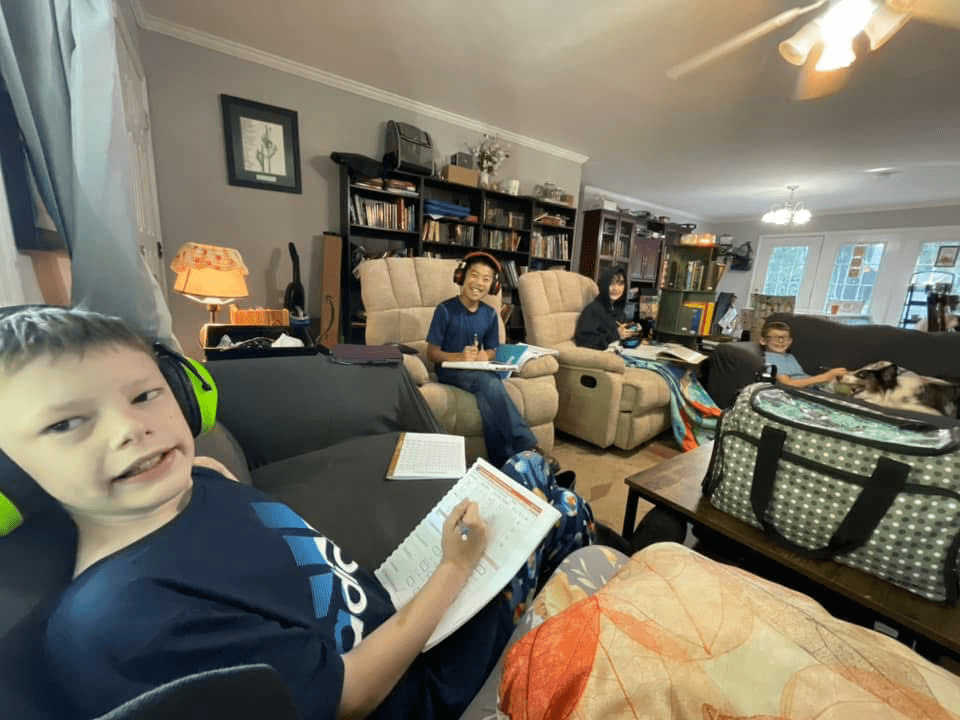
[
  {"x1": 518, "y1": 269, "x2": 670, "y2": 450},
  {"x1": 358, "y1": 257, "x2": 560, "y2": 463}
]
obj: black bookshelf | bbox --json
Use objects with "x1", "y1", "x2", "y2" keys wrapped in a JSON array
[{"x1": 338, "y1": 166, "x2": 577, "y2": 343}]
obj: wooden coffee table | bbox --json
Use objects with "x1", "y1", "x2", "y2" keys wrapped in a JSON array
[{"x1": 622, "y1": 442, "x2": 960, "y2": 665}]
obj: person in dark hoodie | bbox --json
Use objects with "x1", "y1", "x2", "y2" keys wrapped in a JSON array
[{"x1": 575, "y1": 266, "x2": 639, "y2": 349}]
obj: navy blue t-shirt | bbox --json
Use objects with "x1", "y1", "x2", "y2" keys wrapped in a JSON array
[
  {"x1": 44, "y1": 469, "x2": 512, "y2": 720},
  {"x1": 427, "y1": 297, "x2": 499, "y2": 353}
]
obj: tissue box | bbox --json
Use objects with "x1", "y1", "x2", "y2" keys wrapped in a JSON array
[
  {"x1": 229, "y1": 306, "x2": 289, "y2": 325},
  {"x1": 202, "y1": 324, "x2": 317, "y2": 361}
]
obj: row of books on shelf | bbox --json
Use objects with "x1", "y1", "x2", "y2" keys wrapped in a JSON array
[
  {"x1": 678, "y1": 301, "x2": 718, "y2": 336},
  {"x1": 481, "y1": 229, "x2": 523, "y2": 252},
  {"x1": 663, "y1": 259, "x2": 727, "y2": 291},
  {"x1": 531, "y1": 231, "x2": 570, "y2": 260},
  {"x1": 499, "y1": 259, "x2": 524, "y2": 290},
  {"x1": 600, "y1": 237, "x2": 628, "y2": 258},
  {"x1": 350, "y1": 195, "x2": 416, "y2": 231},
  {"x1": 353, "y1": 176, "x2": 419, "y2": 196},
  {"x1": 485, "y1": 208, "x2": 526, "y2": 229},
  {"x1": 422, "y1": 219, "x2": 475, "y2": 246}
]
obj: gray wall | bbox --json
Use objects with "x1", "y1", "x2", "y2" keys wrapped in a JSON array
[
  {"x1": 137, "y1": 30, "x2": 583, "y2": 357},
  {"x1": 713, "y1": 204, "x2": 960, "y2": 310}
]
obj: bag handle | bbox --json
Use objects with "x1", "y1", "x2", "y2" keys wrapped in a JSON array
[{"x1": 750, "y1": 426, "x2": 910, "y2": 559}]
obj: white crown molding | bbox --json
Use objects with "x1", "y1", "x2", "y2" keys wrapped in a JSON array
[
  {"x1": 710, "y1": 197, "x2": 960, "y2": 224},
  {"x1": 581, "y1": 185, "x2": 703, "y2": 222},
  {"x1": 131, "y1": 1, "x2": 589, "y2": 165}
]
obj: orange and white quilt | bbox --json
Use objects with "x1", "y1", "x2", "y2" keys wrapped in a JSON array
[{"x1": 500, "y1": 542, "x2": 960, "y2": 719}]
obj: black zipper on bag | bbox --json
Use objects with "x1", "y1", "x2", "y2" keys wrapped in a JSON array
[
  {"x1": 720, "y1": 430, "x2": 960, "y2": 503},
  {"x1": 747, "y1": 386, "x2": 960, "y2": 456}
]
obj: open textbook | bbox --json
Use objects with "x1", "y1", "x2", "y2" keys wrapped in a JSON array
[
  {"x1": 618, "y1": 342, "x2": 707, "y2": 365},
  {"x1": 375, "y1": 458, "x2": 561, "y2": 651},
  {"x1": 441, "y1": 343, "x2": 559, "y2": 375}
]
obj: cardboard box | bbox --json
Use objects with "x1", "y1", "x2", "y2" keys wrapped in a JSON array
[{"x1": 442, "y1": 164, "x2": 479, "y2": 187}]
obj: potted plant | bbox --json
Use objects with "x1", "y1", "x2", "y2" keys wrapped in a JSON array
[{"x1": 470, "y1": 134, "x2": 510, "y2": 188}]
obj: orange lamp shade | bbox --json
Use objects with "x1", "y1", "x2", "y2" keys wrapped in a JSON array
[{"x1": 170, "y1": 242, "x2": 249, "y2": 302}]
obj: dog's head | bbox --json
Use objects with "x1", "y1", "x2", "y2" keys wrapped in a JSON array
[
  {"x1": 834, "y1": 360, "x2": 900, "y2": 396},
  {"x1": 831, "y1": 361, "x2": 959, "y2": 417}
]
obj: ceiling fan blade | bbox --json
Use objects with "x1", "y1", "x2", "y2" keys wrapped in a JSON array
[
  {"x1": 792, "y1": 46, "x2": 853, "y2": 100},
  {"x1": 666, "y1": 0, "x2": 830, "y2": 79},
  {"x1": 887, "y1": 0, "x2": 960, "y2": 28}
]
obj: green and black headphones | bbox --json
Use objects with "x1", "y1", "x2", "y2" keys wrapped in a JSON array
[{"x1": 0, "y1": 305, "x2": 218, "y2": 536}]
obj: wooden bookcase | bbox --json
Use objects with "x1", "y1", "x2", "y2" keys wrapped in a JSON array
[
  {"x1": 338, "y1": 166, "x2": 577, "y2": 343},
  {"x1": 653, "y1": 222, "x2": 724, "y2": 345},
  {"x1": 579, "y1": 208, "x2": 664, "y2": 323}
]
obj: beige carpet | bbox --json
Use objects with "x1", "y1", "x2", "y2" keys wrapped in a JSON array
[{"x1": 551, "y1": 430, "x2": 682, "y2": 534}]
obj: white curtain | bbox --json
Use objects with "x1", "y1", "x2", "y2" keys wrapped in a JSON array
[
  {"x1": 0, "y1": 0, "x2": 178, "y2": 346},
  {"x1": 0, "y1": 161, "x2": 28, "y2": 306}
]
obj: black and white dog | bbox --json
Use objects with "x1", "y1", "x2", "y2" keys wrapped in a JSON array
[{"x1": 829, "y1": 361, "x2": 960, "y2": 417}]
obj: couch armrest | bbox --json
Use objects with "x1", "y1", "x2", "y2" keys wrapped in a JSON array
[
  {"x1": 205, "y1": 356, "x2": 440, "y2": 468},
  {"x1": 514, "y1": 354, "x2": 559, "y2": 379},
  {"x1": 402, "y1": 353, "x2": 430, "y2": 385},
  {"x1": 557, "y1": 346, "x2": 626, "y2": 374},
  {"x1": 706, "y1": 341, "x2": 764, "y2": 409}
]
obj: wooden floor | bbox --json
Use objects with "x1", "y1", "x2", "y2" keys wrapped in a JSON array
[{"x1": 550, "y1": 430, "x2": 681, "y2": 531}]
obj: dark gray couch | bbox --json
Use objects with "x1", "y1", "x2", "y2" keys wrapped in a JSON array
[{"x1": 706, "y1": 312, "x2": 960, "y2": 409}]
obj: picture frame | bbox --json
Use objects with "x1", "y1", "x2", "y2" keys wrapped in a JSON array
[
  {"x1": 934, "y1": 245, "x2": 959, "y2": 268},
  {"x1": 220, "y1": 95, "x2": 301, "y2": 193}
]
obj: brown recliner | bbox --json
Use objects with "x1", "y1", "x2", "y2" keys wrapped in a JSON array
[
  {"x1": 359, "y1": 257, "x2": 559, "y2": 463},
  {"x1": 518, "y1": 269, "x2": 670, "y2": 450}
]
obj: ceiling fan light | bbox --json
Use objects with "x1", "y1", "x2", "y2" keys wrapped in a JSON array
[
  {"x1": 779, "y1": 19, "x2": 823, "y2": 66},
  {"x1": 793, "y1": 207, "x2": 812, "y2": 224},
  {"x1": 815, "y1": 41, "x2": 857, "y2": 70},
  {"x1": 864, "y1": 5, "x2": 910, "y2": 49},
  {"x1": 819, "y1": 0, "x2": 877, "y2": 43},
  {"x1": 774, "y1": 207, "x2": 792, "y2": 225}
]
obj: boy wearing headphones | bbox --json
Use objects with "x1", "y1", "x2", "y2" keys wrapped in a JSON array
[
  {"x1": 427, "y1": 252, "x2": 538, "y2": 467},
  {"x1": 0, "y1": 306, "x2": 595, "y2": 720}
]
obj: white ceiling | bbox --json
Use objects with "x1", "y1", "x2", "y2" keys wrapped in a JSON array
[{"x1": 136, "y1": 0, "x2": 960, "y2": 221}]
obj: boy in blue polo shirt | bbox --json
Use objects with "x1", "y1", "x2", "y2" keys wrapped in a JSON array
[{"x1": 427, "y1": 252, "x2": 538, "y2": 467}]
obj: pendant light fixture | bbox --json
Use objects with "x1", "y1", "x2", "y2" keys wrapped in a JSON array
[{"x1": 761, "y1": 185, "x2": 813, "y2": 226}]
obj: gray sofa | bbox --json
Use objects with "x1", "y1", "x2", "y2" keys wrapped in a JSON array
[
  {"x1": 1, "y1": 353, "x2": 622, "y2": 719},
  {"x1": 706, "y1": 312, "x2": 960, "y2": 409}
]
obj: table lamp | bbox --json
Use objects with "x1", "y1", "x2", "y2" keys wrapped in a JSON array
[{"x1": 170, "y1": 242, "x2": 249, "y2": 323}]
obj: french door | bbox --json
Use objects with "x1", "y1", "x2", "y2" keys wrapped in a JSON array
[
  {"x1": 754, "y1": 233, "x2": 890, "y2": 320},
  {"x1": 752, "y1": 234, "x2": 824, "y2": 311}
]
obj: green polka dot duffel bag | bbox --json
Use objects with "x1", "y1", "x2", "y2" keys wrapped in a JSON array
[{"x1": 704, "y1": 383, "x2": 960, "y2": 603}]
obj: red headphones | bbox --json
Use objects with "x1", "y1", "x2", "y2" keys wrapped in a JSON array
[{"x1": 453, "y1": 251, "x2": 502, "y2": 295}]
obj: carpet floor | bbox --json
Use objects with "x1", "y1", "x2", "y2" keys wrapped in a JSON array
[{"x1": 550, "y1": 430, "x2": 682, "y2": 535}]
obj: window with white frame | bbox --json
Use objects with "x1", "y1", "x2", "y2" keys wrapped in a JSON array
[
  {"x1": 910, "y1": 241, "x2": 960, "y2": 281},
  {"x1": 761, "y1": 245, "x2": 809, "y2": 296},
  {"x1": 823, "y1": 242, "x2": 885, "y2": 314}
]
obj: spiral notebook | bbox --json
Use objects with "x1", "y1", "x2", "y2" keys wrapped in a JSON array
[{"x1": 375, "y1": 458, "x2": 561, "y2": 650}]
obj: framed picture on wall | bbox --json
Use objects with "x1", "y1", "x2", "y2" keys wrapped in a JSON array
[
  {"x1": 220, "y1": 94, "x2": 301, "y2": 193},
  {"x1": 934, "y1": 245, "x2": 959, "y2": 268}
]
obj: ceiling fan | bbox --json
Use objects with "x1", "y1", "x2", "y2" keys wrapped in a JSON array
[{"x1": 667, "y1": 0, "x2": 960, "y2": 100}]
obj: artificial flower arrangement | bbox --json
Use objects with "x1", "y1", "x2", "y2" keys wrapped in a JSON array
[{"x1": 470, "y1": 134, "x2": 510, "y2": 175}]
